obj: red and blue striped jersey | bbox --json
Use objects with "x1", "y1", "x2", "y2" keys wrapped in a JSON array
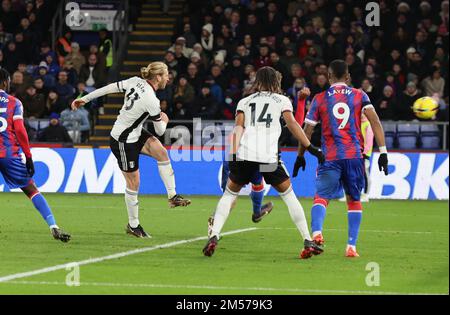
[
  {"x1": 305, "y1": 83, "x2": 374, "y2": 161},
  {"x1": 0, "y1": 90, "x2": 24, "y2": 158}
]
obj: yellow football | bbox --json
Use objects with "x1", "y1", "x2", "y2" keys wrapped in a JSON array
[{"x1": 412, "y1": 96, "x2": 439, "y2": 119}]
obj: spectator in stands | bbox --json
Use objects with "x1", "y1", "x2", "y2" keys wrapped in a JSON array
[
  {"x1": 44, "y1": 53, "x2": 60, "y2": 77},
  {"x1": 60, "y1": 104, "x2": 91, "y2": 143},
  {"x1": 254, "y1": 44, "x2": 271, "y2": 70},
  {"x1": 10, "y1": 70, "x2": 26, "y2": 96},
  {"x1": 164, "y1": 50, "x2": 179, "y2": 78},
  {"x1": 210, "y1": 64, "x2": 228, "y2": 91},
  {"x1": 421, "y1": 67, "x2": 446, "y2": 98},
  {"x1": 242, "y1": 68, "x2": 256, "y2": 97},
  {"x1": 203, "y1": 75, "x2": 224, "y2": 104},
  {"x1": 181, "y1": 23, "x2": 197, "y2": 48},
  {"x1": 375, "y1": 85, "x2": 397, "y2": 120},
  {"x1": 225, "y1": 55, "x2": 245, "y2": 88},
  {"x1": 156, "y1": 71, "x2": 175, "y2": 114},
  {"x1": 84, "y1": 44, "x2": 106, "y2": 75},
  {"x1": 79, "y1": 53, "x2": 106, "y2": 92},
  {"x1": 279, "y1": 44, "x2": 298, "y2": 75},
  {"x1": 34, "y1": 61, "x2": 56, "y2": 89},
  {"x1": 38, "y1": 42, "x2": 56, "y2": 64},
  {"x1": 192, "y1": 42, "x2": 209, "y2": 71},
  {"x1": 46, "y1": 89, "x2": 66, "y2": 115},
  {"x1": 186, "y1": 63, "x2": 202, "y2": 93},
  {"x1": 169, "y1": 37, "x2": 193, "y2": 59},
  {"x1": 98, "y1": 28, "x2": 113, "y2": 71},
  {"x1": 0, "y1": 0, "x2": 19, "y2": 33},
  {"x1": 56, "y1": 29, "x2": 72, "y2": 66},
  {"x1": 33, "y1": 77, "x2": 48, "y2": 99},
  {"x1": 201, "y1": 23, "x2": 214, "y2": 56},
  {"x1": 361, "y1": 78, "x2": 379, "y2": 104},
  {"x1": 0, "y1": 21, "x2": 13, "y2": 49},
  {"x1": 173, "y1": 42, "x2": 190, "y2": 75},
  {"x1": 17, "y1": 62, "x2": 33, "y2": 87},
  {"x1": 192, "y1": 83, "x2": 218, "y2": 119},
  {"x1": 398, "y1": 81, "x2": 421, "y2": 121},
  {"x1": 14, "y1": 32, "x2": 32, "y2": 64},
  {"x1": 2, "y1": 40, "x2": 19, "y2": 74},
  {"x1": 172, "y1": 74, "x2": 194, "y2": 119},
  {"x1": 310, "y1": 74, "x2": 329, "y2": 97},
  {"x1": 39, "y1": 113, "x2": 73, "y2": 143},
  {"x1": 62, "y1": 60, "x2": 78, "y2": 87},
  {"x1": 22, "y1": 85, "x2": 46, "y2": 119},
  {"x1": 54, "y1": 70, "x2": 75, "y2": 104},
  {"x1": 65, "y1": 42, "x2": 86, "y2": 75}
]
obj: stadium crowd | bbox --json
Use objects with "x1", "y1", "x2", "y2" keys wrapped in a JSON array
[
  {"x1": 1, "y1": 0, "x2": 449, "y2": 146},
  {"x1": 160, "y1": 0, "x2": 449, "y2": 123},
  {"x1": 0, "y1": 0, "x2": 120, "y2": 143}
]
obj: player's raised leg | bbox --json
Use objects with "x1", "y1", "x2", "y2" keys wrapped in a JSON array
[
  {"x1": 272, "y1": 177, "x2": 323, "y2": 259},
  {"x1": 141, "y1": 136, "x2": 191, "y2": 208},
  {"x1": 20, "y1": 182, "x2": 71, "y2": 242}
]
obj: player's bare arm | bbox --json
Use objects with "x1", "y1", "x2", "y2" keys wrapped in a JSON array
[
  {"x1": 71, "y1": 82, "x2": 122, "y2": 110},
  {"x1": 230, "y1": 112, "x2": 245, "y2": 155},
  {"x1": 364, "y1": 107, "x2": 389, "y2": 175}
]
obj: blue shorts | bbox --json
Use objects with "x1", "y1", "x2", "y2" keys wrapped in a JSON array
[
  {"x1": 221, "y1": 160, "x2": 263, "y2": 192},
  {"x1": 0, "y1": 157, "x2": 32, "y2": 189},
  {"x1": 315, "y1": 158, "x2": 365, "y2": 201}
]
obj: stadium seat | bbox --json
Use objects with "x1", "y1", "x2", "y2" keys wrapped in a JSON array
[
  {"x1": 397, "y1": 124, "x2": 419, "y2": 149},
  {"x1": 420, "y1": 124, "x2": 441, "y2": 149},
  {"x1": 381, "y1": 122, "x2": 397, "y2": 149}
]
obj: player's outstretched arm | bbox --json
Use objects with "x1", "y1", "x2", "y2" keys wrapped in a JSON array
[
  {"x1": 364, "y1": 107, "x2": 389, "y2": 175},
  {"x1": 229, "y1": 112, "x2": 245, "y2": 156},
  {"x1": 283, "y1": 111, "x2": 324, "y2": 176},
  {"x1": 71, "y1": 82, "x2": 122, "y2": 110}
]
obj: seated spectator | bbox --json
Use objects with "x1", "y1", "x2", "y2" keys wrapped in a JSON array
[
  {"x1": 34, "y1": 61, "x2": 56, "y2": 88},
  {"x1": 203, "y1": 75, "x2": 224, "y2": 104},
  {"x1": 242, "y1": 69, "x2": 256, "y2": 97},
  {"x1": 33, "y1": 77, "x2": 48, "y2": 98},
  {"x1": 192, "y1": 83, "x2": 219, "y2": 119},
  {"x1": 225, "y1": 55, "x2": 245, "y2": 88},
  {"x1": 64, "y1": 42, "x2": 86, "y2": 75},
  {"x1": 375, "y1": 86, "x2": 397, "y2": 120},
  {"x1": 17, "y1": 62, "x2": 33, "y2": 86},
  {"x1": 360, "y1": 78, "x2": 380, "y2": 103},
  {"x1": 22, "y1": 85, "x2": 46, "y2": 119},
  {"x1": 39, "y1": 113, "x2": 73, "y2": 143},
  {"x1": 62, "y1": 60, "x2": 78, "y2": 87},
  {"x1": 46, "y1": 89, "x2": 66, "y2": 115},
  {"x1": 172, "y1": 75, "x2": 194, "y2": 119},
  {"x1": 421, "y1": 67, "x2": 445, "y2": 98},
  {"x1": 44, "y1": 53, "x2": 60, "y2": 77},
  {"x1": 254, "y1": 44, "x2": 271, "y2": 70},
  {"x1": 60, "y1": 105, "x2": 91, "y2": 143},
  {"x1": 186, "y1": 63, "x2": 202, "y2": 93},
  {"x1": 200, "y1": 23, "x2": 214, "y2": 56},
  {"x1": 79, "y1": 53, "x2": 106, "y2": 92},
  {"x1": 9, "y1": 71, "x2": 26, "y2": 97},
  {"x1": 181, "y1": 23, "x2": 197, "y2": 48},
  {"x1": 2, "y1": 41, "x2": 19, "y2": 74},
  {"x1": 398, "y1": 81, "x2": 422, "y2": 120},
  {"x1": 156, "y1": 71, "x2": 175, "y2": 113},
  {"x1": 54, "y1": 70, "x2": 75, "y2": 104},
  {"x1": 168, "y1": 37, "x2": 193, "y2": 59}
]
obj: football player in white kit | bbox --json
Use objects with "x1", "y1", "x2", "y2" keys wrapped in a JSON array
[
  {"x1": 203, "y1": 66, "x2": 325, "y2": 259},
  {"x1": 71, "y1": 62, "x2": 190, "y2": 238}
]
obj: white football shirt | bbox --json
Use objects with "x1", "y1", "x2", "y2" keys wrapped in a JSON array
[
  {"x1": 110, "y1": 76, "x2": 161, "y2": 143},
  {"x1": 236, "y1": 91, "x2": 293, "y2": 163}
]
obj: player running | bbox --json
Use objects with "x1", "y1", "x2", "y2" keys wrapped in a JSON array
[
  {"x1": 293, "y1": 60, "x2": 389, "y2": 257},
  {"x1": 203, "y1": 66, "x2": 325, "y2": 259},
  {"x1": 0, "y1": 69, "x2": 70, "y2": 242},
  {"x1": 71, "y1": 62, "x2": 190, "y2": 238}
]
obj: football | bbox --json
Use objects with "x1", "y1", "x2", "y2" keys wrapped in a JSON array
[{"x1": 412, "y1": 96, "x2": 439, "y2": 119}]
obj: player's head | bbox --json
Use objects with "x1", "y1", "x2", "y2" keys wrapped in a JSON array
[
  {"x1": 253, "y1": 66, "x2": 282, "y2": 94},
  {"x1": 141, "y1": 62, "x2": 169, "y2": 90},
  {"x1": 328, "y1": 59, "x2": 350, "y2": 84},
  {"x1": 0, "y1": 68, "x2": 11, "y2": 91}
]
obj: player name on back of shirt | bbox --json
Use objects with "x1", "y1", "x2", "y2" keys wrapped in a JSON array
[{"x1": 327, "y1": 87, "x2": 352, "y2": 96}]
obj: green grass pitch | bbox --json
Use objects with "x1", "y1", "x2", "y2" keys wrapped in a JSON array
[{"x1": 0, "y1": 193, "x2": 448, "y2": 295}]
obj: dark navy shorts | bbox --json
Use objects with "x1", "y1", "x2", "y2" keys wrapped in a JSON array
[
  {"x1": 0, "y1": 157, "x2": 32, "y2": 189},
  {"x1": 315, "y1": 158, "x2": 365, "y2": 201}
]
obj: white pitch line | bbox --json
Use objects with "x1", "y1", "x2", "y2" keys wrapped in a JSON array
[
  {"x1": 0, "y1": 228, "x2": 257, "y2": 283},
  {"x1": 4, "y1": 280, "x2": 447, "y2": 296}
]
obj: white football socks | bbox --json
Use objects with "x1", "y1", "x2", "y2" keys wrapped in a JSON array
[
  {"x1": 279, "y1": 186, "x2": 312, "y2": 241},
  {"x1": 158, "y1": 160, "x2": 177, "y2": 199},
  {"x1": 210, "y1": 187, "x2": 238, "y2": 239},
  {"x1": 125, "y1": 188, "x2": 139, "y2": 228}
]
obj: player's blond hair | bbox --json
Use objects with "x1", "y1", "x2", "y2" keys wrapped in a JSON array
[
  {"x1": 141, "y1": 62, "x2": 168, "y2": 80},
  {"x1": 252, "y1": 66, "x2": 282, "y2": 94}
]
